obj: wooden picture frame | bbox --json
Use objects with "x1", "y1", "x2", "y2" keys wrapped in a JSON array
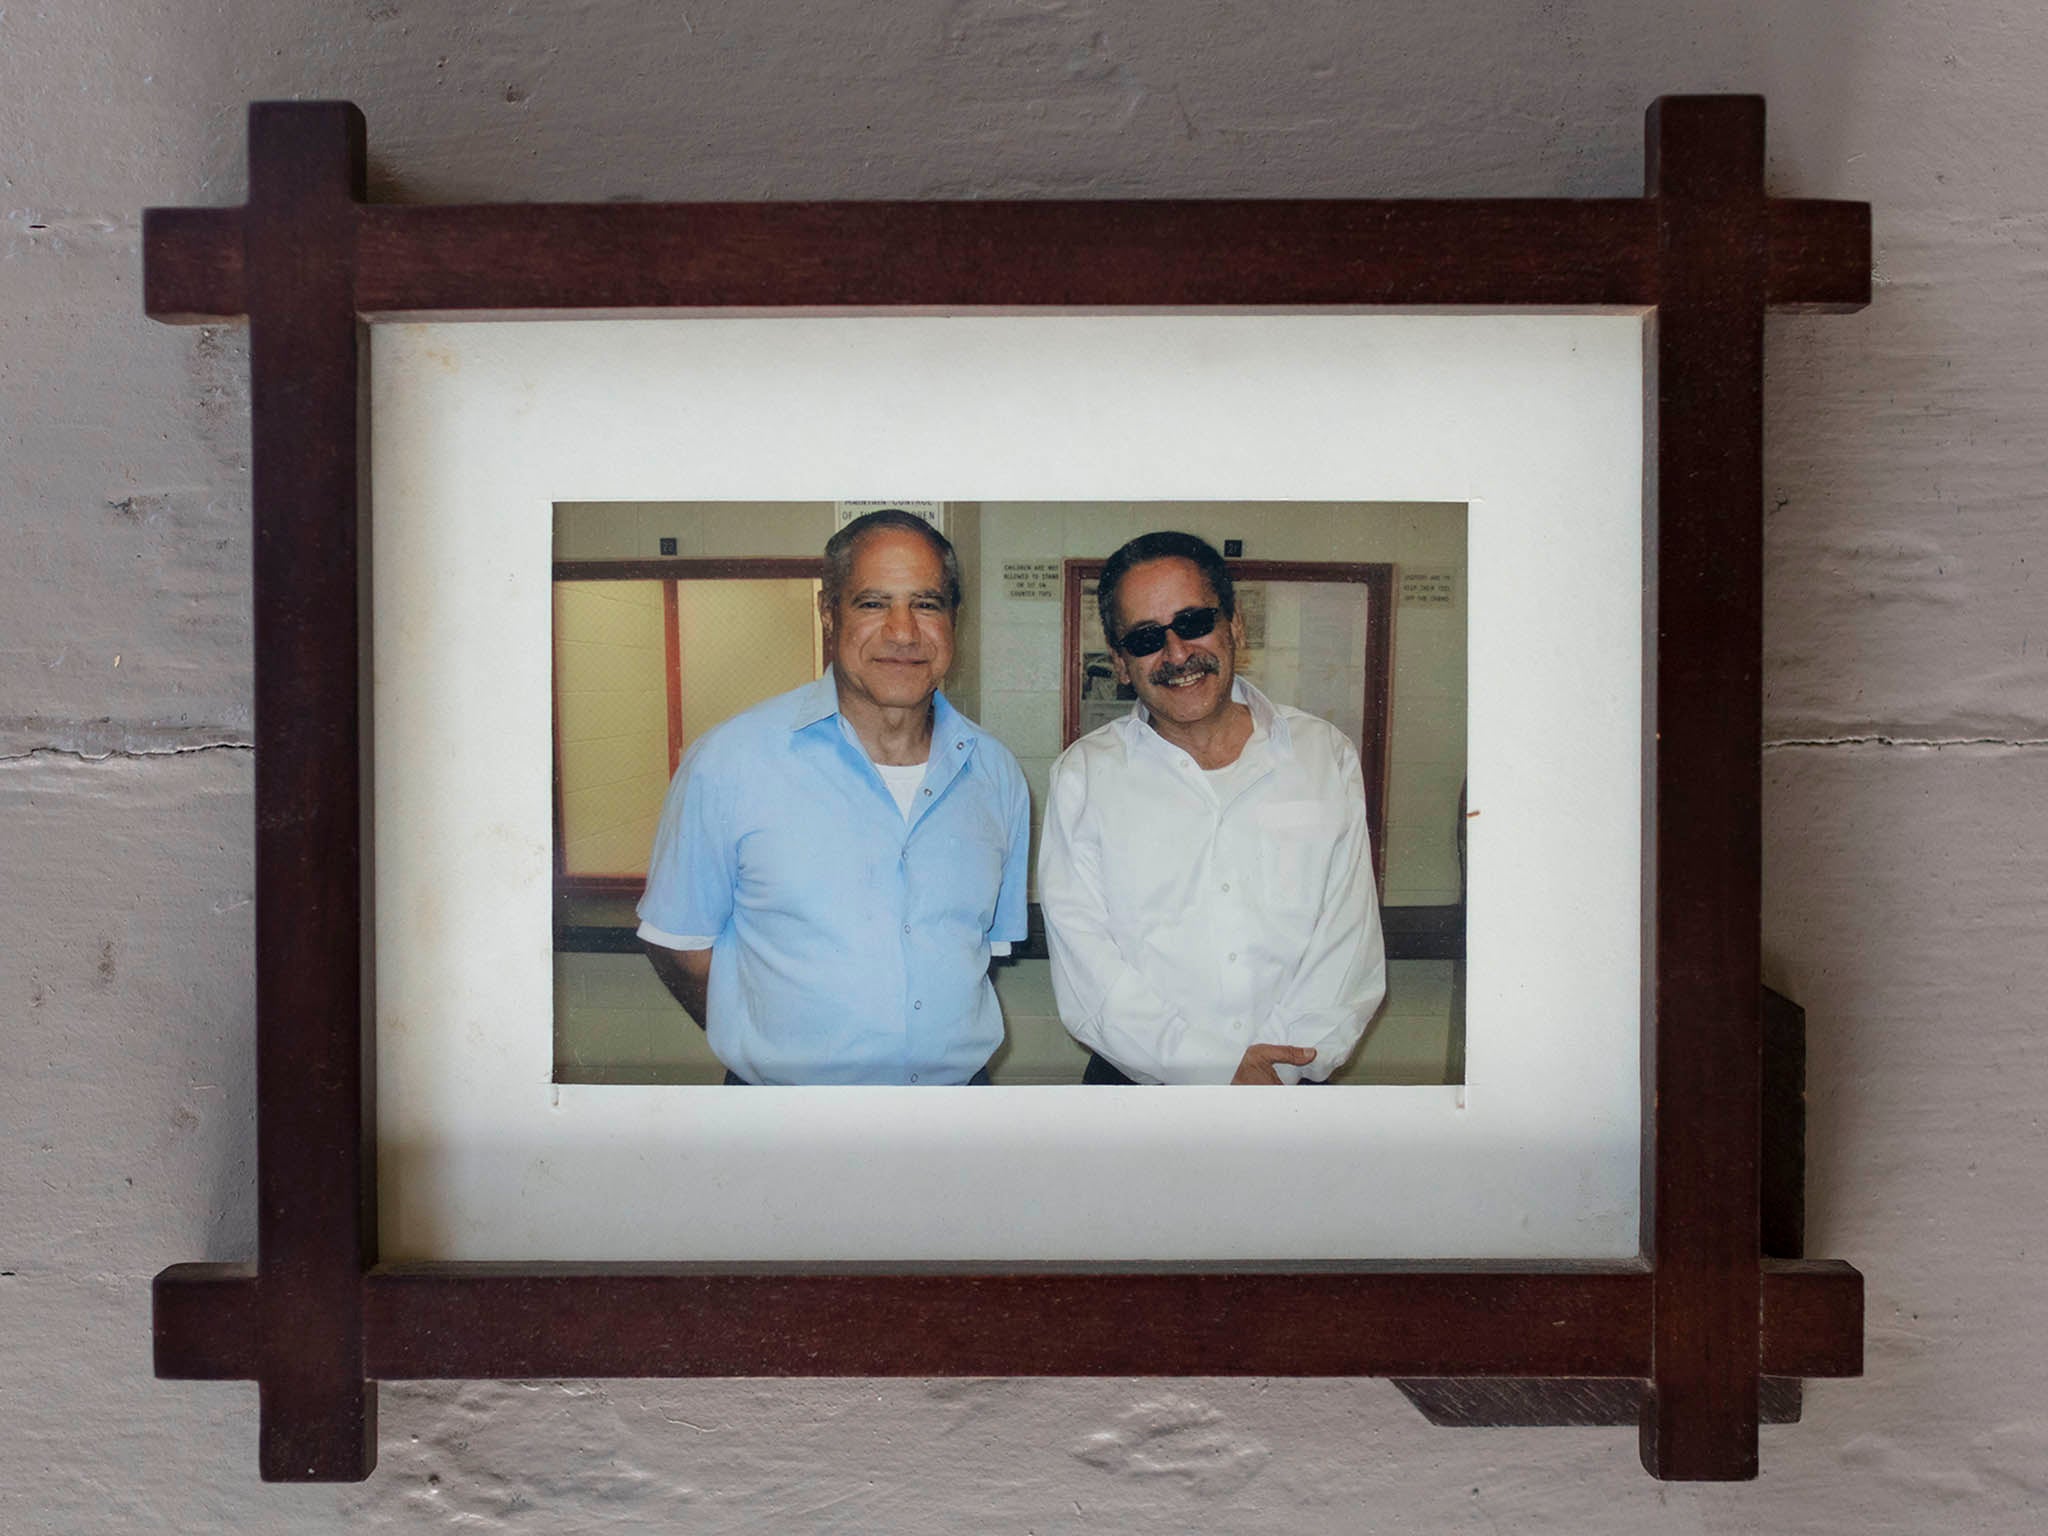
[{"x1": 145, "y1": 96, "x2": 1870, "y2": 1483}]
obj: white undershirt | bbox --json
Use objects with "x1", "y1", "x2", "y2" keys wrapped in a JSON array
[
  {"x1": 873, "y1": 757, "x2": 930, "y2": 820},
  {"x1": 874, "y1": 755, "x2": 1010, "y2": 956},
  {"x1": 1199, "y1": 716, "x2": 1270, "y2": 805}
]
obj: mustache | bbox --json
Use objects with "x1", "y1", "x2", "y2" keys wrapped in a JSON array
[{"x1": 1148, "y1": 653, "x2": 1220, "y2": 687}]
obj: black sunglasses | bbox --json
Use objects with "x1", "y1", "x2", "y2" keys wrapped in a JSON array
[{"x1": 1116, "y1": 605, "x2": 1222, "y2": 658}]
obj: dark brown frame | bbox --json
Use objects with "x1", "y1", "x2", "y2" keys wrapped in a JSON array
[
  {"x1": 550, "y1": 555, "x2": 828, "y2": 893},
  {"x1": 146, "y1": 96, "x2": 1870, "y2": 1483},
  {"x1": 1061, "y1": 557, "x2": 1397, "y2": 890}
]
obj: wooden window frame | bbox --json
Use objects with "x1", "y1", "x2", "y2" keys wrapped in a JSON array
[
  {"x1": 550, "y1": 556, "x2": 827, "y2": 896},
  {"x1": 144, "y1": 96, "x2": 1870, "y2": 1483}
]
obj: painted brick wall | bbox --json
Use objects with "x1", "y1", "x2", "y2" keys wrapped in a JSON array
[{"x1": 5, "y1": 1, "x2": 2044, "y2": 1528}]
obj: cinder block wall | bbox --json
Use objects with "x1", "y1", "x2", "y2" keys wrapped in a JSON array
[{"x1": 5, "y1": 2, "x2": 2044, "y2": 1528}]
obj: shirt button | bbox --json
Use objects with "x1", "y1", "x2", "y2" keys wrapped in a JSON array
[
  {"x1": 1221, "y1": 881, "x2": 1230, "y2": 892},
  {"x1": 903, "y1": 923, "x2": 911, "y2": 934},
  {"x1": 910, "y1": 1073, "x2": 919, "y2": 1083},
  {"x1": 913, "y1": 1000, "x2": 923, "y2": 1010},
  {"x1": 1228, "y1": 952, "x2": 1238, "y2": 962},
  {"x1": 922, "y1": 787, "x2": 932, "y2": 796}
]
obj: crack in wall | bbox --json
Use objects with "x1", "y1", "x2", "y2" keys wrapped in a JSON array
[
  {"x1": 1764, "y1": 735, "x2": 2048, "y2": 750},
  {"x1": 0, "y1": 742, "x2": 252, "y2": 765},
  {"x1": 3, "y1": 208, "x2": 134, "y2": 243}
]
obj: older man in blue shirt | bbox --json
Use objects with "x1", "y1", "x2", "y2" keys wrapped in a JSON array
[{"x1": 636, "y1": 510, "x2": 1031, "y2": 1085}]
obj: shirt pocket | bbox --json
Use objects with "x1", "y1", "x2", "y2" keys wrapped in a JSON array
[
  {"x1": 936, "y1": 820, "x2": 1007, "y2": 931},
  {"x1": 1252, "y1": 801, "x2": 1344, "y2": 912}
]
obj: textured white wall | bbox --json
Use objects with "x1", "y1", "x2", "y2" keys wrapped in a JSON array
[{"x1": 4, "y1": 1, "x2": 2044, "y2": 1528}]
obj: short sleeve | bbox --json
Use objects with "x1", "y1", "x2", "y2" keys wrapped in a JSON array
[
  {"x1": 991, "y1": 754, "x2": 1031, "y2": 944},
  {"x1": 635, "y1": 739, "x2": 737, "y2": 945}
]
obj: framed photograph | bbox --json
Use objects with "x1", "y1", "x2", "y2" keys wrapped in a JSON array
[
  {"x1": 370, "y1": 310, "x2": 1625, "y2": 1260},
  {"x1": 145, "y1": 96, "x2": 1870, "y2": 1484},
  {"x1": 546, "y1": 509, "x2": 1440, "y2": 1091}
]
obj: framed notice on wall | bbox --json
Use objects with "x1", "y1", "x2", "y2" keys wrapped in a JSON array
[{"x1": 142, "y1": 96, "x2": 1869, "y2": 1485}]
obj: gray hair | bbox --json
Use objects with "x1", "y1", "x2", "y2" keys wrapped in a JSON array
[{"x1": 821, "y1": 510, "x2": 963, "y2": 612}]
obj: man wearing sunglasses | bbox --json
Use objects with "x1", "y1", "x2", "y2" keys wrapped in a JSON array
[{"x1": 1039, "y1": 531, "x2": 1386, "y2": 1085}]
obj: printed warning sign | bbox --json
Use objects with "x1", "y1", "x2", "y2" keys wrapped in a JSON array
[
  {"x1": 1002, "y1": 560, "x2": 1062, "y2": 601},
  {"x1": 1400, "y1": 568, "x2": 1458, "y2": 607}
]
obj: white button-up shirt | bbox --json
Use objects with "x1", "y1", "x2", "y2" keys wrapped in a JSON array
[{"x1": 1039, "y1": 678, "x2": 1387, "y2": 1085}]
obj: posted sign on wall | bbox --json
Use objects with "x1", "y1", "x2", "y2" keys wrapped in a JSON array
[{"x1": 835, "y1": 500, "x2": 944, "y2": 531}]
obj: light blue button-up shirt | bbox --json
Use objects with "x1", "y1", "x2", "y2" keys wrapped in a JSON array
[{"x1": 637, "y1": 674, "x2": 1031, "y2": 1085}]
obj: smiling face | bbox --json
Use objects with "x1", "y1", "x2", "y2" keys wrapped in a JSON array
[
  {"x1": 821, "y1": 525, "x2": 956, "y2": 718},
  {"x1": 1109, "y1": 555, "x2": 1244, "y2": 732}
]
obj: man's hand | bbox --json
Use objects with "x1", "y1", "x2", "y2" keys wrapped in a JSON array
[{"x1": 1231, "y1": 1043, "x2": 1316, "y2": 1085}]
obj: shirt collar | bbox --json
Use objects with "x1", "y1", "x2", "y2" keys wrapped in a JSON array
[
  {"x1": 788, "y1": 671, "x2": 979, "y2": 756},
  {"x1": 1123, "y1": 674, "x2": 1294, "y2": 757},
  {"x1": 788, "y1": 672, "x2": 845, "y2": 731}
]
